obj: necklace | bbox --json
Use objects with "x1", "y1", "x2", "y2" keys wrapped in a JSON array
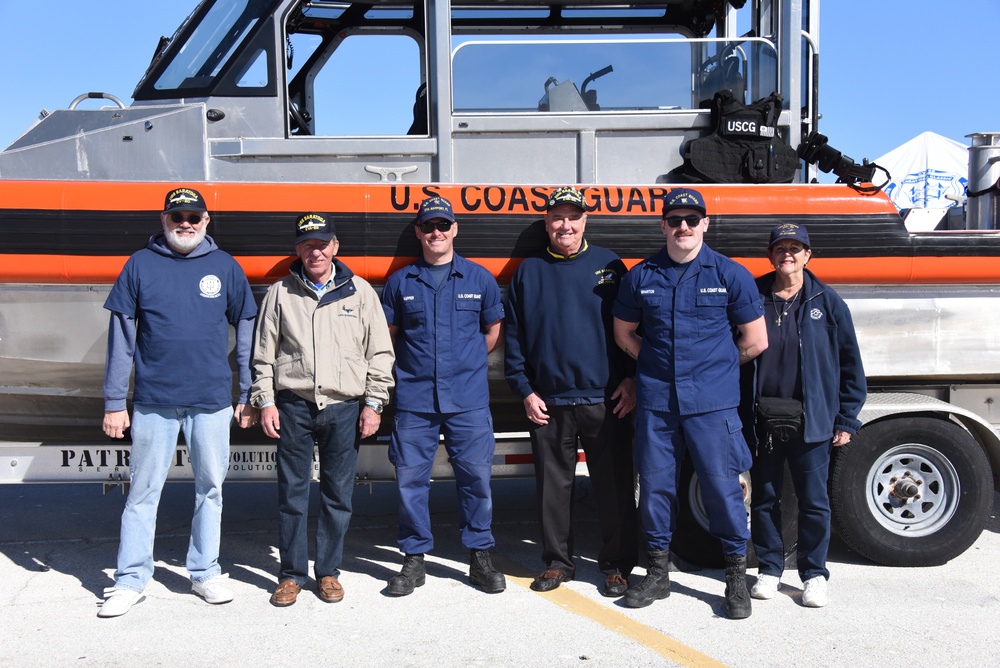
[{"x1": 772, "y1": 291, "x2": 800, "y2": 327}]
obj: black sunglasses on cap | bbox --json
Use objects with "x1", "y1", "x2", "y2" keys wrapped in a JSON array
[
  {"x1": 169, "y1": 212, "x2": 204, "y2": 224},
  {"x1": 663, "y1": 214, "x2": 703, "y2": 228},
  {"x1": 417, "y1": 221, "x2": 453, "y2": 233}
]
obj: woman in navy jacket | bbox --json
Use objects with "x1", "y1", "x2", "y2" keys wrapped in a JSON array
[{"x1": 741, "y1": 223, "x2": 866, "y2": 608}]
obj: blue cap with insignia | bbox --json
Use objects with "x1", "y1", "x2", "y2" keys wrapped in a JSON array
[
  {"x1": 768, "y1": 223, "x2": 811, "y2": 248},
  {"x1": 416, "y1": 196, "x2": 456, "y2": 224},
  {"x1": 661, "y1": 187, "x2": 707, "y2": 217}
]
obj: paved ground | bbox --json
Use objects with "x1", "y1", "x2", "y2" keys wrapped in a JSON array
[{"x1": 1, "y1": 478, "x2": 998, "y2": 667}]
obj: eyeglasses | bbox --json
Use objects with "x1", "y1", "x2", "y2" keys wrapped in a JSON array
[
  {"x1": 772, "y1": 245, "x2": 806, "y2": 255},
  {"x1": 663, "y1": 214, "x2": 703, "y2": 228},
  {"x1": 168, "y1": 212, "x2": 204, "y2": 224},
  {"x1": 417, "y1": 221, "x2": 453, "y2": 234}
]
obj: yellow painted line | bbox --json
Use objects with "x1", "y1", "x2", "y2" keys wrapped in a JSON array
[{"x1": 493, "y1": 557, "x2": 727, "y2": 668}]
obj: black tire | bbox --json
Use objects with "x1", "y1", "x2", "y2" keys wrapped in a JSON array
[
  {"x1": 830, "y1": 416, "x2": 992, "y2": 567},
  {"x1": 671, "y1": 457, "x2": 798, "y2": 568}
]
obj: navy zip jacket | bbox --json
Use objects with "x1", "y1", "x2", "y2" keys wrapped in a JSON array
[{"x1": 740, "y1": 268, "x2": 867, "y2": 445}]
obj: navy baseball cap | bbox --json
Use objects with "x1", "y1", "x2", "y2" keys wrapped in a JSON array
[
  {"x1": 661, "y1": 187, "x2": 707, "y2": 216},
  {"x1": 768, "y1": 223, "x2": 811, "y2": 248},
  {"x1": 416, "y1": 196, "x2": 456, "y2": 224},
  {"x1": 163, "y1": 187, "x2": 208, "y2": 214},
  {"x1": 295, "y1": 212, "x2": 336, "y2": 243},
  {"x1": 547, "y1": 187, "x2": 586, "y2": 211}
]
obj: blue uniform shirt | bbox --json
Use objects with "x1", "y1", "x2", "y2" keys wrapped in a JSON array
[
  {"x1": 382, "y1": 254, "x2": 504, "y2": 413},
  {"x1": 614, "y1": 244, "x2": 763, "y2": 415}
]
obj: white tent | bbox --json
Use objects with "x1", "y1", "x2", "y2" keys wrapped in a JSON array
[{"x1": 878, "y1": 131, "x2": 968, "y2": 214}]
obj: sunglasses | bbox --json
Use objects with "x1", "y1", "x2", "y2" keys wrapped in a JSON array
[
  {"x1": 168, "y1": 212, "x2": 204, "y2": 224},
  {"x1": 663, "y1": 214, "x2": 703, "y2": 228},
  {"x1": 417, "y1": 221, "x2": 453, "y2": 234}
]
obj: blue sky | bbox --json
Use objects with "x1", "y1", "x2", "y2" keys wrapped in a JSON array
[{"x1": 1, "y1": 0, "x2": 996, "y2": 168}]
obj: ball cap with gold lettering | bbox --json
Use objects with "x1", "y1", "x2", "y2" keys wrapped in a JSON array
[
  {"x1": 547, "y1": 186, "x2": 586, "y2": 211},
  {"x1": 295, "y1": 212, "x2": 336, "y2": 243},
  {"x1": 768, "y1": 222, "x2": 811, "y2": 248},
  {"x1": 661, "y1": 187, "x2": 707, "y2": 217},
  {"x1": 163, "y1": 187, "x2": 208, "y2": 214},
  {"x1": 417, "y1": 196, "x2": 456, "y2": 224}
]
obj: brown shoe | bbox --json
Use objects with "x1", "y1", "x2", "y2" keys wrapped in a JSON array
[
  {"x1": 318, "y1": 576, "x2": 345, "y2": 603},
  {"x1": 530, "y1": 568, "x2": 570, "y2": 592},
  {"x1": 270, "y1": 579, "x2": 301, "y2": 607},
  {"x1": 603, "y1": 573, "x2": 629, "y2": 598}
]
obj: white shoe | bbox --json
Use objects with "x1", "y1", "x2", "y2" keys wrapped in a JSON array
[
  {"x1": 192, "y1": 574, "x2": 235, "y2": 604},
  {"x1": 750, "y1": 573, "x2": 780, "y2": 600},
  {"x1": 802, "y1": 576, "x2": 828, "y2": 608},
  {"x1": 98, "y1": 587, "x2": 145, "y2": 618}
]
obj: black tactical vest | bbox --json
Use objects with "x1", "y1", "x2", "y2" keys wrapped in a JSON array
[{"x1": 682, "y1": 90, "x2": 799, "y2": 184}]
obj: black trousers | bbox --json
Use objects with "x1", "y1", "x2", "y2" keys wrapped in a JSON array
[{"x1": 530, "y1": 403, "x2": 639, "y2": 577}]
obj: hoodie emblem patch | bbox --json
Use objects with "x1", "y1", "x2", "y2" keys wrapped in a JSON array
[{"x1": 199, "y1": 275, "x2": 222, "y2": 298}]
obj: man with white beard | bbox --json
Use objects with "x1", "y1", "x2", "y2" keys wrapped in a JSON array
[{"x1": 98, "y1": 187, "x2": 258, "y2": 617}]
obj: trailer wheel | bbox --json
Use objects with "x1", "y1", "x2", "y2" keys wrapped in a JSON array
[{"x1": 830, "y1": 417, "x2": 992, "y2": 567}]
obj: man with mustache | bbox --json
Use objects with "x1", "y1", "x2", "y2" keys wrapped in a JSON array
[
  {"x1": 99, "y1": 187, "x2": 258, "y2": 617},
  {"x1": 612, "y1": 187, "x2": 768, "y2": 619}
]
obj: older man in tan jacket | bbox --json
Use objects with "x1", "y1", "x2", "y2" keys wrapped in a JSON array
[{"x1": 251, "y1": 212, "x2": 394, "y2": 607}]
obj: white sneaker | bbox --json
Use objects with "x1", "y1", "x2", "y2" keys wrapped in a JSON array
[
  {"x1": 98, "y1": 587, "x2": 145, "y2": 618},
  {"x1": 192, "y1": 574, "x2": 235, "y2": 604},
  {"x1": 750, "y1": 573, "x2": 780, "y2": 600},
  {"x1": 802, "y1": 576, "x2": 828, "y2": 608}
]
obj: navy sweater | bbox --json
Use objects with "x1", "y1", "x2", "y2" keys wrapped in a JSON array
[{"x1": 504, "y1": 242, "x2": 634, "y2": 404}]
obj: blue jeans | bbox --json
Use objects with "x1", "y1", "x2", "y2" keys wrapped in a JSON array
[
  {"x1": 634, "y1": 407, "x2": 752, "y2": 556},
  {"x1": 751, "y1": 435, "x2": 833, "y2": 581},
  {"x1": 114, "y1": 404, "x2": 234, "y2": 591},
  {"x1": 389, "y1": 408, "x2": 496, "y2": 555},
  {"x1": 275, "y1": 392, "x2": 360, "y2": 584}
]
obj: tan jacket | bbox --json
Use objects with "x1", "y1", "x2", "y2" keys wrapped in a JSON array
[{"x1": 250, "y1": 259, "x2": 394, "y2": 409}]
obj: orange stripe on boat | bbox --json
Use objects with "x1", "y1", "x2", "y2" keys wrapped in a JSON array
[
  {"x1": 0, "y1": 180, "x2": 900, "y2": 217},
  {"x1": 4, "y1": 254, "x2": 1000, "y2": 285}
]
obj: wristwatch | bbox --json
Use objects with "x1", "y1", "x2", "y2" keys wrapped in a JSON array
[{"x1": 364, "y1": 398, "x2": 384, "y2": 414}]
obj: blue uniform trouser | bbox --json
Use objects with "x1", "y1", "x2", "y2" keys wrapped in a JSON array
[
  {"x1": 275, "y1": 391, "x2": 361, "y2": 584},
  {"x1": 634, "y1": 407, "x2": 751, "y2": 556},
  {"x1": 751, "y1": 434, "x2": 833, "y2": 581},
  {"x1": 389, "y1": 407, "x2": 496, "y2": 555}
]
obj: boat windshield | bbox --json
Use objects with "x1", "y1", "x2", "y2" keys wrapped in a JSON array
[
  {"x1": 453, "y1": 37, "x2": 777, "y2": 113},
  {"x1": 147, "y1": 0, "x2": 277, "y2": 93}
]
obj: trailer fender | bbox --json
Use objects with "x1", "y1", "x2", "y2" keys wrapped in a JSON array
[{"x1": 857, "y1": 392, "x2": 1000, "y2": 489}]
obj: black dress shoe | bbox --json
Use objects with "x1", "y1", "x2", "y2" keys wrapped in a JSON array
[
  {"x1": 603, "y1": 573, "x2": 629, "y2": 597},
  {"x1": 530, "y1": 569, "x2": 570, "y2": 592}
]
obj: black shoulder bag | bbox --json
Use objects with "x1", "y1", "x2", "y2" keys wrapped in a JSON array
[{"x1": 756, "y1": 396, "x2": 804, "y2": 449}]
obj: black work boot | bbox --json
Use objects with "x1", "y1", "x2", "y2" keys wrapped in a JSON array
[
  {"x1": 469, "y1": 549, "x2": 506, "y2": 593},
  {"x1": 623, "y1": 549, "x2": 671, "y2": 608},
  {"x1": 388, "y1": 554, "x2": 426, "y2": 596},
  {"x1": 724, "y1": 554, "x2": 752, "y2": 619}
]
